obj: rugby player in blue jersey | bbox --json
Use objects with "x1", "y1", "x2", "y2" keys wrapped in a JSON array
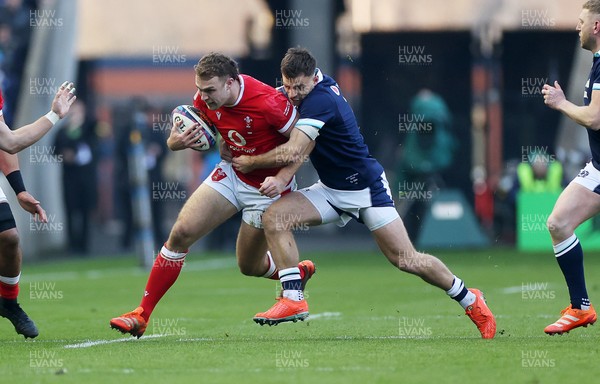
[
  {"x1": 233, "y1": 47, "x2": 496, "y2": 338},
  {"x1": 541, "y1": 0, "x2": 600, "y2": 335}
]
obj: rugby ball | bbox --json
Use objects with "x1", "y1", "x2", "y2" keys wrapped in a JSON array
[{"x1": 171, "y1": 105, "x2": 218, "y2": 151}]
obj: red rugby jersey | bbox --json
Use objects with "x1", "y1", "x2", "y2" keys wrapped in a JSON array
[{"x1": 193, "y1": 74, "x2": 296, "y2": 188}]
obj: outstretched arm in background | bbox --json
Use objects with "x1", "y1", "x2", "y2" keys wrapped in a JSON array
[{"x1": 0, "y1": 82, "x2": 76, "y2": 154}]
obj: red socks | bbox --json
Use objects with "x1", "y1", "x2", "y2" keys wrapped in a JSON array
[
  {"x1": 0, "y1": 281, "x2": 19, "y2": 300},
  {"x1": 139, "y1": 247, "x2": 186, "y2": 321},
  {"x1": 262, "y1": 251, "x2": 279, "y2": 280},
  {"x1": 262, "y1": 251, "x2": 305, "y2": 281}
]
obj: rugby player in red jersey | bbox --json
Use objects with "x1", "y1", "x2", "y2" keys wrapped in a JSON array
[{"x1": 110, "y1": 53, "x2": 315, "y2": 338}]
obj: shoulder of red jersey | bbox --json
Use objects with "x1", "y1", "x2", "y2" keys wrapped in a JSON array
[
  {"x1": 238, "y1": 75, "x2": 296, "y2": 134},
  {"x1": 264, "y1": 88, "x2": 296, "y2": 134}
]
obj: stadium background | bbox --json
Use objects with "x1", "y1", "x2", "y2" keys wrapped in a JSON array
[
  {"x1": 0, "y1": 0, "x2": 590, "y2": 259},
  {"x1": 3, "y1": 1, "x2": 600, "y2": 383}
]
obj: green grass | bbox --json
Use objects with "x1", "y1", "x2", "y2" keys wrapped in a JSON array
[{"x1": 2, "y1": 249, "x2": 600, "y2": 383}]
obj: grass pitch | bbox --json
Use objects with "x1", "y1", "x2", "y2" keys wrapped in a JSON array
[{"x1": 1, "y1": 248, "x2": 599, "y2": 383}]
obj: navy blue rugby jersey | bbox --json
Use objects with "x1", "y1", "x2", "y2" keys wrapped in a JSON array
[
  {"x1": 584, "y1": 52, "x2": 600, "y2": 170},
  {"x1": 296, "y1": 70, "x2": 384, "y2": 190}
]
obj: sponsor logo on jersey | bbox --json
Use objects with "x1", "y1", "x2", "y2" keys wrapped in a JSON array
[
  {"x1": 330, "y1": 85, "x2": 340, "y2": 96},
  {"x1": 216, "y1": 111, "x2": 222, "y2": 120},
  {"x1": 284, "y1": 100, "x2": 291, "y2": 116},
  {"x1": 211, "y1": 167, "x2": 227, "y2": 182},
  {"x1": 228, "y1": 130, "x2": 248, "y2": 146},
  {"x1": 578, "y1": 169, "x2": 589, "y2": 178},
  {"x1": 230, "y1": 146, "x2": 257, "y2": 154}
]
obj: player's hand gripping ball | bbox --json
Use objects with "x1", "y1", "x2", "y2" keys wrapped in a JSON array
[{"x1": 171, "y1": 105, "x2": 218, "y2": 151}]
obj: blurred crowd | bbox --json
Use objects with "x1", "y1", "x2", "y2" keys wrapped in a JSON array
[{"x1": 0, "y1": 0, "x2": 35, "y2": 126}]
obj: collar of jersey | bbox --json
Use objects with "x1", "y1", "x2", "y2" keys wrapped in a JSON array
[
  {"x1": 315, "y1": 68, "x2": 324, "y2": 83},
  {"x1": 226, "y1": 75, "x2": 245, "y2": 107}
]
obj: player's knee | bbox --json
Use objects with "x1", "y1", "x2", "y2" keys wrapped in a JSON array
[
  {"x1": 236, "y1": 251, "x2": 265, "y2": 276},
  {"x1": 168, "y1": 223, "x2": 194, "y2": 249},
  {"x1": 237, "y1": 261, "x2": 259, "y2": 277},
  {"x1": 0, "y1": 229, "x2": 20, "y2": 253},
  {"x1": 546, "y1": 213, "x2": 571, "y2": 238},
  {"x1": 262, "y1": 208, "x2": 280, "y2": 234}
]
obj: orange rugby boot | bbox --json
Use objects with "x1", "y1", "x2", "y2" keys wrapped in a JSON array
[
  {"x1": 110, "y1": 307, "x2": 147, "y2": 338},
  {"x1": 465, "y1": 288, "x2": 496, "y2": 339},
  {"x1": 544, "y1": 304, "x2": 597, "y2": 335},
  {"x1": 253, "y1": 297, "x2": 309, "y2": 326}
]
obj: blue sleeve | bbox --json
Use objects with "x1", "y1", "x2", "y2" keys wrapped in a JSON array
[
  {"x1": 593, "y1": 64, "x2": 600, "y2": 91},
  {"x1": 298, "y1": 92, "x2": 336, "y2": 132}
]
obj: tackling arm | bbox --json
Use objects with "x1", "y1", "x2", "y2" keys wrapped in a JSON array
[
  {"x1": 232, "y1": 127, "x2": 313, "y2": 173},
  {"x1": 258, "y1": 137, "x2": 315, "y2": 198}
]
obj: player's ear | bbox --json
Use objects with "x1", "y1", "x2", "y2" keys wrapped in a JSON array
[{"x1": 224, "y1": 77, "x2": 234, "y2": 91}]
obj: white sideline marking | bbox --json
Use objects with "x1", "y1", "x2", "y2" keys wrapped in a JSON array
[
  {"x1": 23, "y1": 258, "x2": 235, "y2": 283},
  {"x1": 308, "y1": 312, "x2": 342, "y2": 320},
  {"x1": 500, "y1": 285, "x2": 557, "y2": 294},
  {"x1": 175, "y1": 337, "x2": 216, "y2": 342},
  {"x1": 501, "y1": 286, "x2": 527, "y2": 294},
  {"x1": 64, "y1": 334, "x2": 165, "y2": 349},
  {"x1": 336, "y1": 335, "x2": 479, "y2": 340},
  {"x1": 183, "y1": 258, "x2": 237, "y2": 271}
]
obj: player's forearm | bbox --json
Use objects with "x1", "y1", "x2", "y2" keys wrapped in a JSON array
[
  {"x1": 275, "y1": 156, "x2": 305, "y2": 183},
  {"x1": 11, "y1": 117, "x2": 54, "y2": 151},
  {"x1": 0, "y1": 150, "x2": 19, "y2": 175},
  {"x1": 253, "y1": 136, "x2": 313, "y2": 170},
  {"x1": 249, "y1": 147, "x2": 282, "y2": 169},
  {"x1": 558, "y1": 101, "x2": 600, "y2": 130},
  {"x1": 248, "y1": 143, "x2": 304, "y2": 170},
  {"x1": 0, "y1": 116, "x2": 54, "y2": 154}
]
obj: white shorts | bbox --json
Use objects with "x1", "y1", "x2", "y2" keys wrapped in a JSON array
[
  {"x1": 572, "y1": 161, "x2": 600, "y2": 194},
  {"x1": 203, "y1": 161, "x2": 296, "y2": 228},
  {"x1": 299, "y1": 172, "x2": 399, "y2": 231}
]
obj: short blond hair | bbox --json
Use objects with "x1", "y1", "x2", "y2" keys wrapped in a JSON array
[{"x1": 584, "y1": 0, "x2": 600, "y2": 15}]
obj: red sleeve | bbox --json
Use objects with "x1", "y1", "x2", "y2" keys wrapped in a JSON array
[
  {"x1": 0, "y1": 89, "x2": 4, "y2": 115},
  {"x1": 263, "y1": 91, "x2": 296, "y2": 135}
]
